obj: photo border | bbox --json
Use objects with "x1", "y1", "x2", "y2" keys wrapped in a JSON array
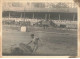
[{"x1": 0, "y1": 0, "x2": 80, "y2": 58}]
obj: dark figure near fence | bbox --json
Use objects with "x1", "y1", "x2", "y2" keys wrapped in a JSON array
[
  {"x1": 42, "y1": 20, "x2": 49, "y2": 29},
  {"x1": 43, "y1": 24, "x2": 49, "y2": 29}
]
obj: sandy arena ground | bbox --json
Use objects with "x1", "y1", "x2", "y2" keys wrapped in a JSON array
[{"x1": 2, "y1": 25, "x2": 77, "y2": 56}]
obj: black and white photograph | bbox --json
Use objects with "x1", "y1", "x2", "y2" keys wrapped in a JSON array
[{"x1": 2, "y1": 0, "x2": 78, "y2": 56}]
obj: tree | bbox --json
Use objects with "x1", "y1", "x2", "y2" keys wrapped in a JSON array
[
  {"x1": 33, "y1": 3, "x2": 45, "y2": 8},
  {"x1": 51, "y1": 3, "x2": 56, "y2": 8},
  {"x1": 73, "y1": 0, "x2": 80, "y2": 7},
  {"x1": 55, "y1": 2, "x2": 68, "y2": 8}
]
